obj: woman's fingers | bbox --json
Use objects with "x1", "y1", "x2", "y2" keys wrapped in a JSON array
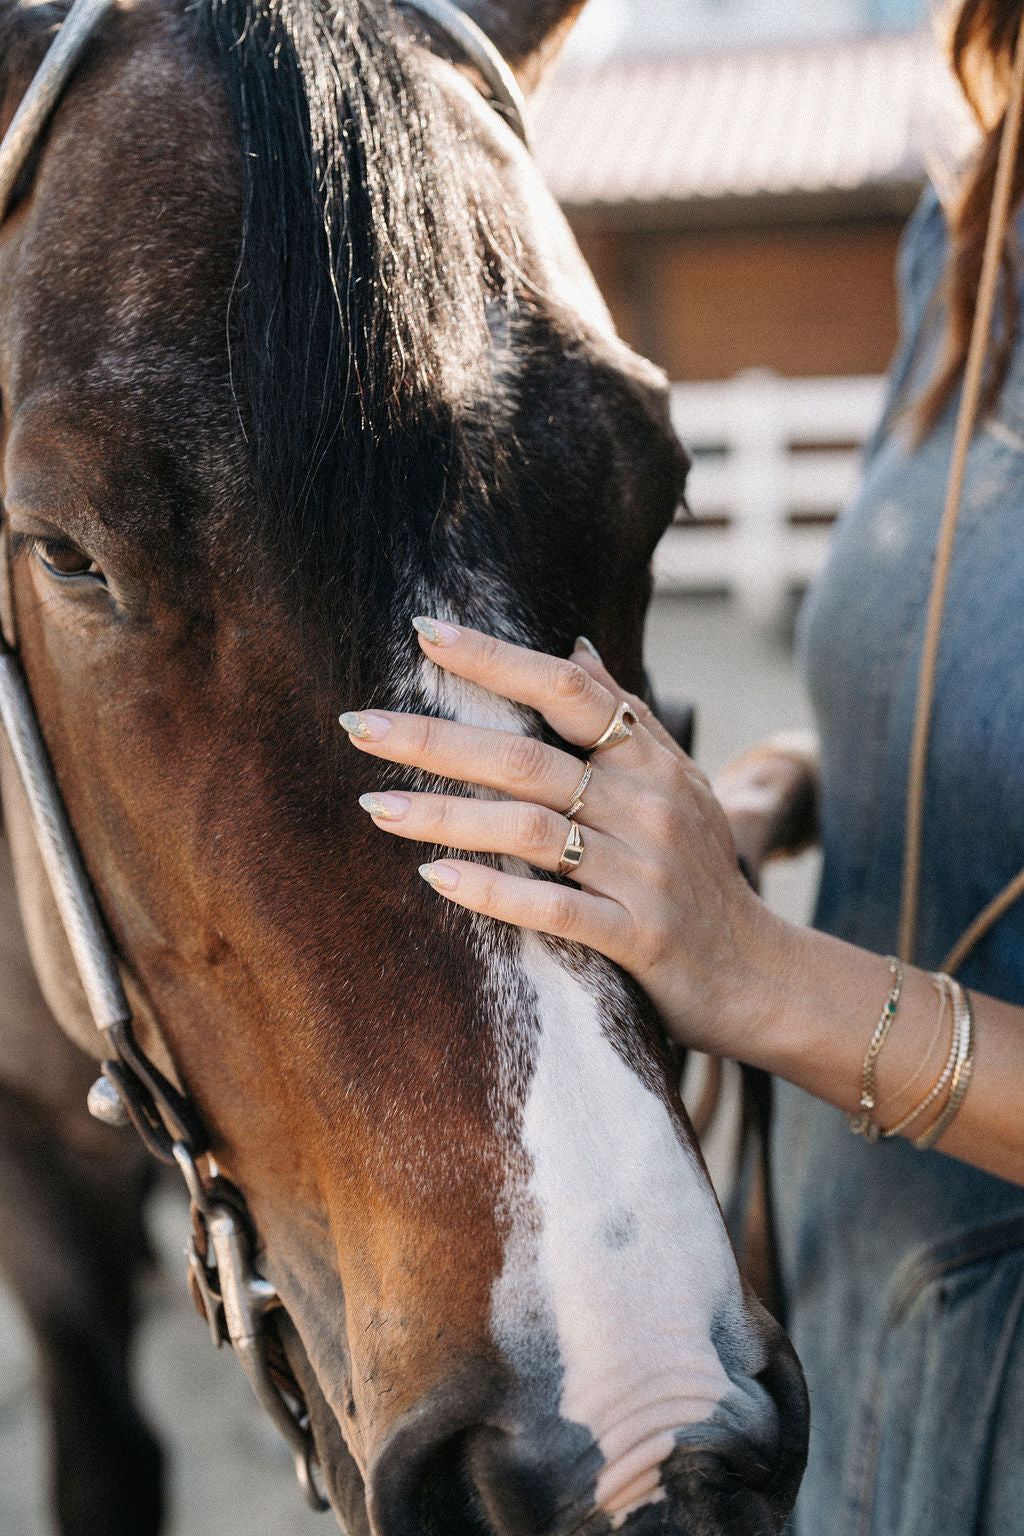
[
  {"x1": 417, "y1": 857, "x2": 631, "y2": 956},
  {"x1": 571, "y1": 644, "x2": 689, "y2": 762},
  {"x1": 357, "y1": 789, "x2": 616, "y2": 883},
  {"x1": 340, "y1": 708, "x2": 594, "y2": 813},
  {"x1": 411, "y1": 617, "x2": 644, "y2": 756}
]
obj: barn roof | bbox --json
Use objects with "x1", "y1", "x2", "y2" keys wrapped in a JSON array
[{"x1": 530, "y1": 29, "x2": 974, "y2": 218}]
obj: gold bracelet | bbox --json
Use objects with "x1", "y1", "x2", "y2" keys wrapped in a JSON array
[
  {"x1": 880, "y1": 973, "x2": 959, "y2": 1139},
  {"x1": 912, "y1": 986, "x2": 975, "y2": 1151},
  {"x1": 880, "y1": 973, "x2": 949, "y2": 1110},
  {"x1": 848, "y1": 957, "x2": 903, "y2": 1143}
]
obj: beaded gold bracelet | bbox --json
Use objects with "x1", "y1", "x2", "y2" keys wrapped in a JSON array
[
  {"x1": 880, "y1": 972, "x2": 959, "y2": 1140},
  {"x1": 848, "y1": 957, "x2": 903, "y2": 1143},
  {"x1": 912, "y1": 984, "x2": 975, "y2": 1151}
]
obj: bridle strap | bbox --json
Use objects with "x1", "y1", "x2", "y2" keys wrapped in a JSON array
[
  {"x1": 0, "y1": 0, "x2": 527, "y2": 1044},
  {"x1": 0, "y1": 595, "x2": 326, "y2": 1509},
  {"x1": 0, "y1": 0, "x2": 527, "y2": 1513},
  {"x1": 0, "y1": 0, "x2": 115, "y2": 219},
  {"x1": 0, "y1": 0, "x2": 529, "y2": 221},
  {"x1": 398, "y1": 0, "x2": 530, "y2": 146},
  {"x1": 0, "y1": 1, "x2": 327, "y2": 1502},
  {"x1": 0, "y1": 643, "x2": 132, "y2": 1028}
]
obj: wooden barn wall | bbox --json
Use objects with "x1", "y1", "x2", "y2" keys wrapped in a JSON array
[{"x1": 574, "y1": 218, "x2": 907, "y2": 381}]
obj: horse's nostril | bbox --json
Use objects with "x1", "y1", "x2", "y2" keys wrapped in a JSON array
[
  {"x1": 754, "y1": 1328, "x2": 811, "y2": 1523},
  {"x1": 368, "y1": 1364, "x2": 596, "y2": 1536},
  {"x1": 375, "y1": 1420, "x2": 595, "y2": 1536},
  {"x1": 422, "y1": 1431, "x2": 508, "y2": 1536},
  {"x1": 367, "y1": 1363, "x2": 504, "y2": 1536},
  {"x1": 366, "y1": 1335, "x2": 808, "y2": 1536},
  {"x1": 465, "y1": 1420, "x2": 600, "y2": 1536}
]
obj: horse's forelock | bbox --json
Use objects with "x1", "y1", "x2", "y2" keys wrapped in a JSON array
[{"x1": 197, "y1": 0, "x2": 516, "y2": 692}]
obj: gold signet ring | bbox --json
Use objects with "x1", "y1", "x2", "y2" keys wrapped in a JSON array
[
  {"x1": 557, "y1": 820, "x2": 584, "y2": 876},
  {"x1": 587, "y1": 700, "x2": 637, "y2": 752},
  {"x1": 564, "y1": 762, "x2": 593, "y2": 821}
]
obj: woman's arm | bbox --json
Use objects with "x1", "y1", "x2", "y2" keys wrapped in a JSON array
[
  {"x1": 712, "y1": 731, "x2": 820, "y2": 887},
  {"x1": 342, "y1": 620, "x2": 1024, "y2": 1186}
]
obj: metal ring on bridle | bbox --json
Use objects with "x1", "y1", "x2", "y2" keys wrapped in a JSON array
[
  {"x1": 564, "y1": 762, "x2": 592, "y2": 820},
  {"x1": 587, "y1": 700, "x2": 637, "y2": 752},
  {"x1": 398, "y1": 0, "x2": 530, "y2": 147},
  {"x1": 557, "y1": 820, "x2": 584, "y2": 876}
]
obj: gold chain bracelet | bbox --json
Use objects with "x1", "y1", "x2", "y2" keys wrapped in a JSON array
[
  {"x1": 880, "y1": 973, "x2": 959, "y2": 1139},
  {"x1": 848, "y1": 957, "x2": 903, "y2": 1143}
]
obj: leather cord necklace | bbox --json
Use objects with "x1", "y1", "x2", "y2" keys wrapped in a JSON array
[{"x1": 898, "y1": 13, "x2": 1024, "y2": 973}]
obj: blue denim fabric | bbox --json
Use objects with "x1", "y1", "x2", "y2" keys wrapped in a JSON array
[{"x1": 775, "y1": 187, "x2": 1024, "y2": 1535}]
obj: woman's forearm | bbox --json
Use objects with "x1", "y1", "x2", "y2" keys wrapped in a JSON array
[{"x1": 731, "y1": 909, "x2": 1024, "y2": 1185}]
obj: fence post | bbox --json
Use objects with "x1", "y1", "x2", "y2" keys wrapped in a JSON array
[{"x1": 726, "y1": 368, "x2": 790, "y2": 628}]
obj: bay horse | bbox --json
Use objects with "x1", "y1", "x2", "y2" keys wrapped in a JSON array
[{"x1": 0, "y1": 0, "x2": 808, "y2": 1531}]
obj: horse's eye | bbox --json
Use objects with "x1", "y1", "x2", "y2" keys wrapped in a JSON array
[{"x1": 32, "y1": 538, "x2": 104, "y2": 582}]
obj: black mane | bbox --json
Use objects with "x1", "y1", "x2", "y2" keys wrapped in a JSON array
[{"x1": 200, "y1": 0, "x2": 516, "y2": 679}]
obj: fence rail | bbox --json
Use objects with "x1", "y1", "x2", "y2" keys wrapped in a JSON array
[{"x1": 654, "y1": 370, "x2": 887, "y2": 621}]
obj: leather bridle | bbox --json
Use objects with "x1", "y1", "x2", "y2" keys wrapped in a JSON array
[{"x1": 0, "y1": 0, "x2": 528, "y2": 1511}]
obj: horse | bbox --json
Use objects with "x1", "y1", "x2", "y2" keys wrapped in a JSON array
[{"x1": 0, "y1": 0, "x2": 808, "y2": 1531}]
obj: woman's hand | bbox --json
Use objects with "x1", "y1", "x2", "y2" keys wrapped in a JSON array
[
  {"x1": 338, "y1": 618, "x2": 776, "y2": 1057},
  {"x1": 337, "y1": 618, "x2": 1024, "y2": 1181},
  {"x1": 712, "y1": 733, "x2": 820, "y2": 890}
]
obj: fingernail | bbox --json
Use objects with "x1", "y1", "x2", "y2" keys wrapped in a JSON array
[
  {"x1": 339, "y1": 711, "x2": 392, "y2": 741},
  {"x1": 419, "y1": 861, "x2": 460, "y2": 892},
  {"x1": 574, "y1": 635, "x2": 602, "y2": 662},
  {"x1": 358, "y1": 792, "x2": 409, "y2": 821},
  {"x1": 412, "y1": 616, "x2": 461, "y2": 646}
]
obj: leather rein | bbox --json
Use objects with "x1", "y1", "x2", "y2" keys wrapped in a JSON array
[{"x1": 0, "y1": 0, "x2": 528, "y2": 1512}]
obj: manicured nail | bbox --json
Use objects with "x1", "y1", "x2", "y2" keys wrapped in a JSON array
[
  {"x1": 419, "y1": 861, "x2": 460, "y2": 892},
  {"x1": 412, "y1": 616, "x2": 461, "y2": 646},
  {"x1": 358, "y1": 792, "x2": 410, "y2": 821},
  {"x1": 339, "y1": 711, "x2": 392, "y2": 741},
  {"x1": 574, "y1": 635, "x2": 602, "y2": 662}
]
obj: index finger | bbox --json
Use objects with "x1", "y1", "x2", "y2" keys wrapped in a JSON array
[
  {"x1": 411, "y1": 617, "x2": 637, "y2": 753},
  {"x1": 340, "y1": 707, "x2": 589, "y2": 811}
]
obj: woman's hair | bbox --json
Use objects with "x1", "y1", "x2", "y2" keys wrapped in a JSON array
[{"x1": 915, "y1": 0, "x2": 1024, "y2": 434}]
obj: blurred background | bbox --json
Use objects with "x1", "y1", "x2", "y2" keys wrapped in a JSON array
[
  {"x1": 536, "y1": 0, "x2": 968, "y2": 633},
  {"x1": 0, "y1": 0, "x2": 970, "y2": 1531}
]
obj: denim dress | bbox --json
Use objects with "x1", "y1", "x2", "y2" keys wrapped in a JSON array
[{"x1": 775, "y1": 187, "x2": 1024, "y2": 1536}]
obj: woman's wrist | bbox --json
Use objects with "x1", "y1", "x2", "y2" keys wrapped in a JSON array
[
  {"x1": 710, "y1": 916, "x2": 966, "y2": 1129},
  {"x1": 664, "y1": 885, "x2": 813, "y2": 1071},
  {"x1": 701, "y1": 905, "x2": 897, "y2": 1110},
  {"x1": 712, "y1": 899, "x2": 828, "y2": 1077}
]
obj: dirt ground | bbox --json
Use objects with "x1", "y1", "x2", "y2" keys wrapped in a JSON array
[{"x1": 0, "y1": 593, "x2": 819, "y2": 1536}]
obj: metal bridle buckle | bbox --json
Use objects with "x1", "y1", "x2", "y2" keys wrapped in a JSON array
[
  {"x1": 174, "y1": 1143, "x2": 329, "y2": 1512},
  {"x1": 0, "y1": 622, "x2": 327, "y2": 1510}
]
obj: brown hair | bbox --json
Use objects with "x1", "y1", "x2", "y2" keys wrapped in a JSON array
[{"x1": 915, "y1": 0, "x2": 1024, "y2": 435}]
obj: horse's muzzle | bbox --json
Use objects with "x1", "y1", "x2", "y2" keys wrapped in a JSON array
[{"x1": 364, "y1": 1332, "x2": 808, "y2": 1536}]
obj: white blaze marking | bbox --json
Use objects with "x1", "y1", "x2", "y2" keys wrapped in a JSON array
[
  {"x1": 493, "y1": 937, "x2": 750, "y2": 1523},
  {"x1": 409, "y1": 595, "x2": 754, "y2": 1521}
]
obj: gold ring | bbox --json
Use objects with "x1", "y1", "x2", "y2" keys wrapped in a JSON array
[
  {"x1": 587, "y1": 700, "x2": 637, "y2": 752},
  {"x1": 564, "y1": 762, "x2": 592, "y2": 820},
  {"x1": 556, "y1": 820, "x2": 584, "y2": 876}
]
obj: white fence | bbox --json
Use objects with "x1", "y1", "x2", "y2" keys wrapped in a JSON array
[{"x1": 654, "y1": 369, "x2": 887, "y2": 623}]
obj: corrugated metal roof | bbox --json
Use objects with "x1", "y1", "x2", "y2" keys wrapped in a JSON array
[{"x1": 531, "y1": 31, "x2": 974, "y2": 210}]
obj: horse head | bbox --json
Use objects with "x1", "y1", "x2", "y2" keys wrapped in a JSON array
[{"x1": 0, "y1": 0, "x2": 807, "y2": 1530}]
